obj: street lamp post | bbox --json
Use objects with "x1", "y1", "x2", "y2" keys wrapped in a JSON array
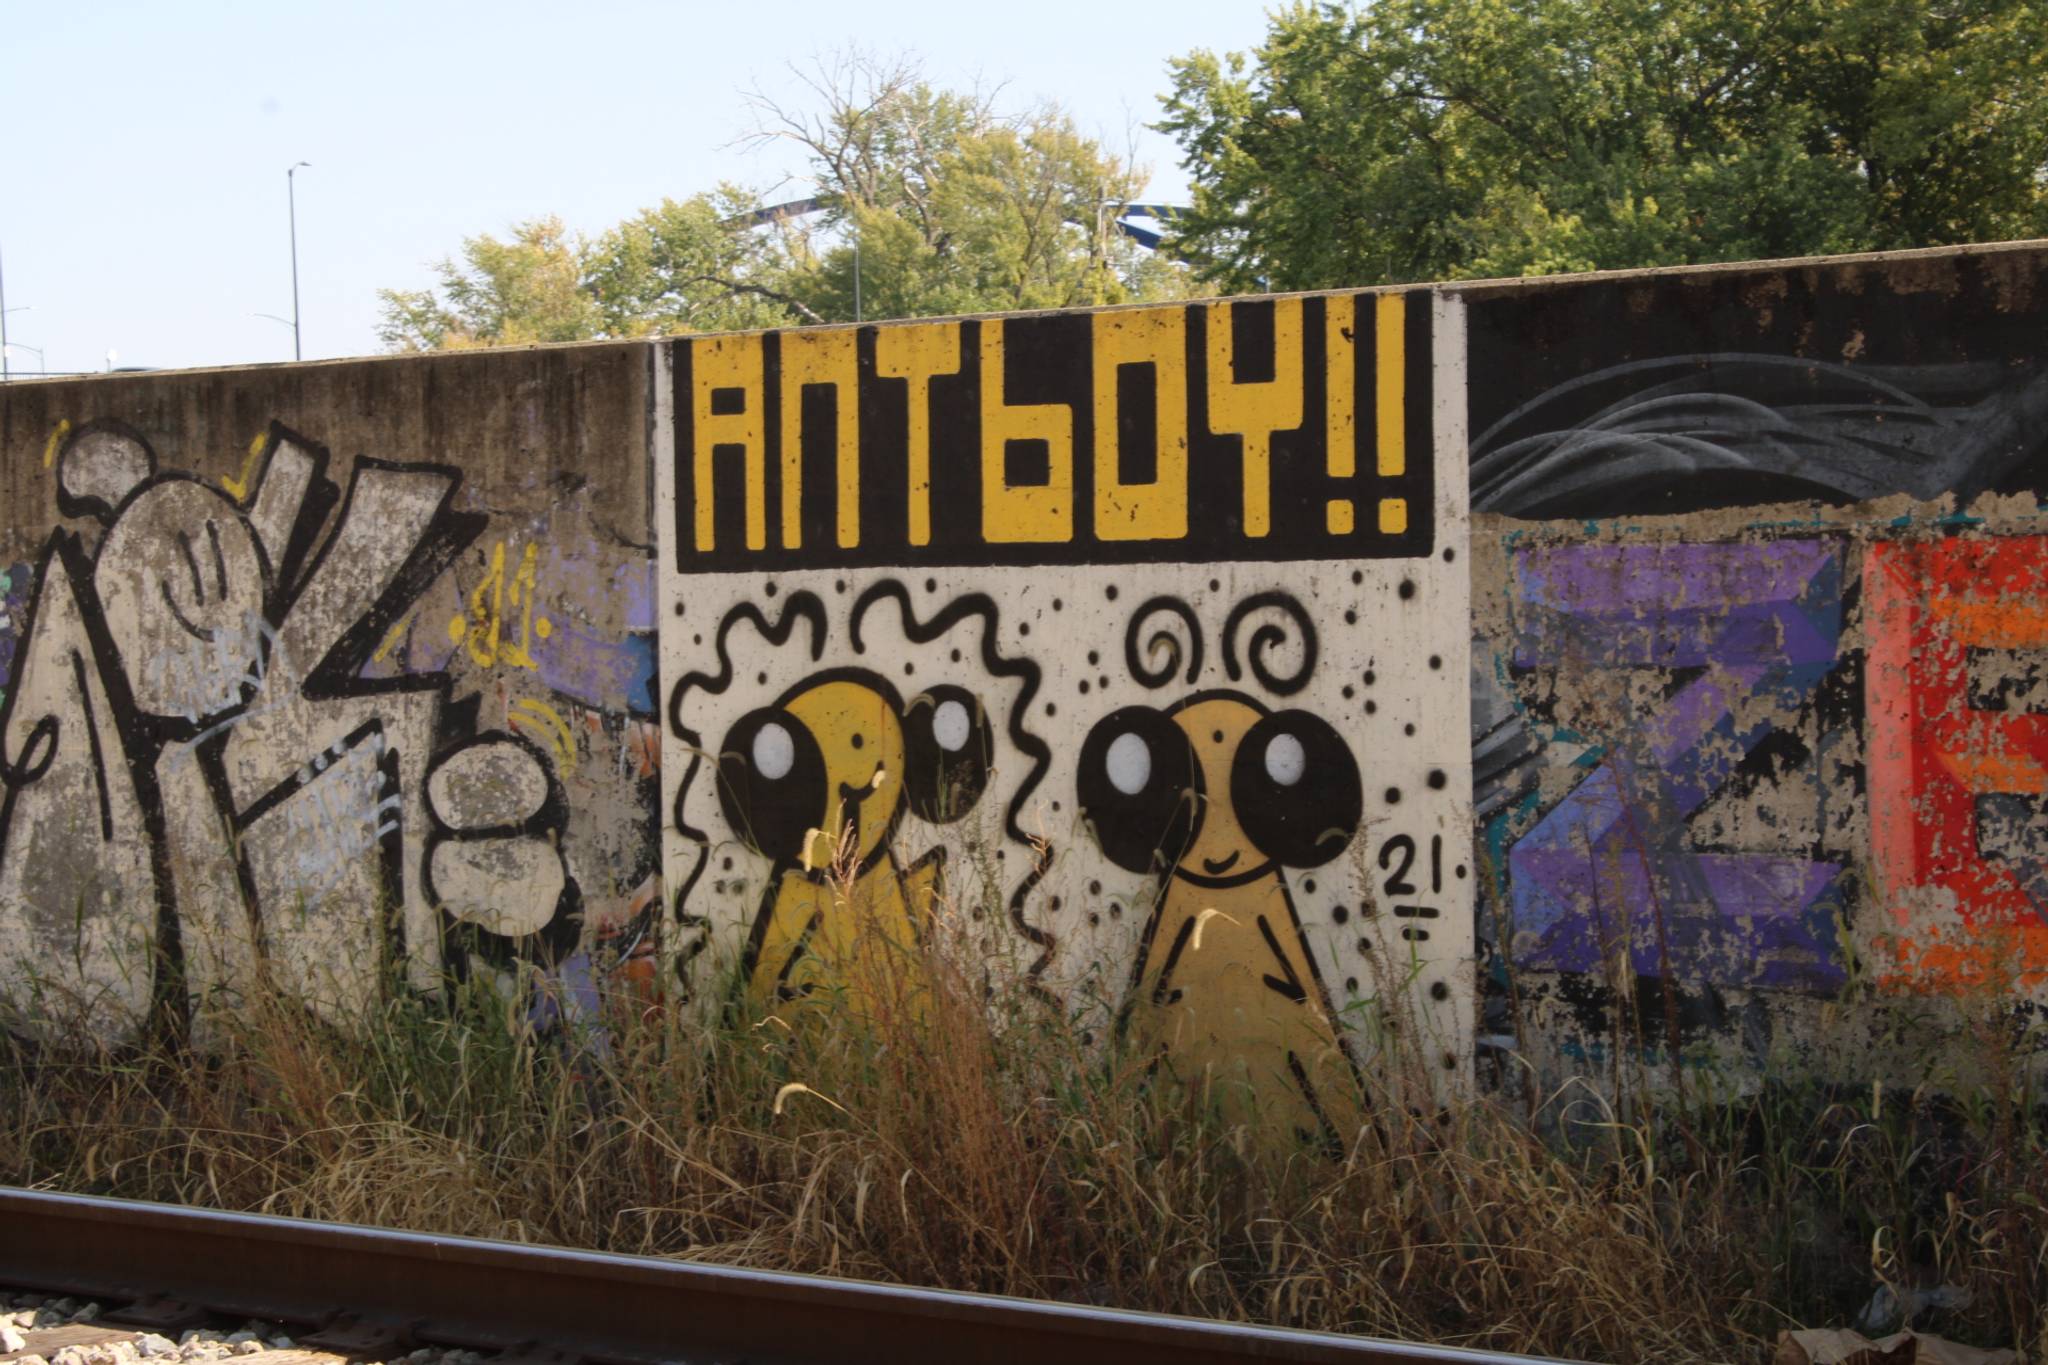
[
  {"x1": 287, "y1": 161, "x2": 310, "y2": 361},
  {"x1": 0, "y1": 305, "x2": 30, "y2": 382}
]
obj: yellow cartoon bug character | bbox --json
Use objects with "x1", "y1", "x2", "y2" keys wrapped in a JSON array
[
  {"x1": 1078, "y1": 691, "x2": 1365, "y2": 1150},
  {"x1": 713, "y1": 667, "x2": 994, "y2": 1019}
]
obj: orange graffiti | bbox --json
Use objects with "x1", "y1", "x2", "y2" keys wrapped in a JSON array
[{"x1": 1867, "y1": 536, "x2": 2048, "y2": 992}]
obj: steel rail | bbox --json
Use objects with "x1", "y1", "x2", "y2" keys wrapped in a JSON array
[{"x1": 0, "y1": 1188, "x2": 1577, "y2": 1365}]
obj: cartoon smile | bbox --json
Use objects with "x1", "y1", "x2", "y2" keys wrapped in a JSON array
[
  {"x1": 158, "y1": 579, "x2": 218, "y2": 642},
  {"x1": 834, "y1": 766, "x2": 886, "y2": 845}
]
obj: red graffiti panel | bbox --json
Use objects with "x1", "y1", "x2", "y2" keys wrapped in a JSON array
[{"x1": 1868, "y1": 535, "x2": 2048, "y2": 989}]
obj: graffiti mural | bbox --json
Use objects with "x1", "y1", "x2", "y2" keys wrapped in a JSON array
[
  {"x1": 0, "y1": 419, "x2": 578, "y2": 1043},
  {"x1": 1079, "y1": 596, "x2": 1366, "y2": 1144},
  {"x1": 1501, "y1": 540, "x2": 1853, "y2": 995},
  {"x1": 5, "y1": 243, "x2": 2046, "y2": 1098},
  {"x1": 668, "y1": 582, "x2": 1043, "y2": 1016},
  {"x1": 1869, "y1": 535, "x2": 2048, "y2": 991},
  {"x1": 1469, "y1": 354, "x2": 2048, "y2": 519},
  {"x1": 1467, "y1": 253, "x2": 2048, "y2": 1066},
  {"x1": 658, "y1": 294, "x2": 1477, "y2": 1127}
]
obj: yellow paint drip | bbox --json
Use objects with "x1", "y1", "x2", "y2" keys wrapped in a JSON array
[{"x1": 223, "y1": 430, "x2": 267, "y2": 500}]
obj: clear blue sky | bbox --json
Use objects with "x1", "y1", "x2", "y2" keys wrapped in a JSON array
[{"x1": 1, "y1": 1, "x2": 1274, "y2": 377}]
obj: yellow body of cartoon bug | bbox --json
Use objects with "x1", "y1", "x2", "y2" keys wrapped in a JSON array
[
  {"x1": 1080, "y1": 691, "x2": 1364, "y2": 1150},
  {"x1": 716, "y1": 670, "x2": 992, "y2": 1020}
]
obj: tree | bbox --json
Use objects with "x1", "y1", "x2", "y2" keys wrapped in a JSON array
[
  {"x1": 585, "y1": 189, "x2": 816, "y2": 334},
  {"x1": 378, "y1": 217, "x2": 601, "y2": 352},
  {"x1": 377, "y1": 192, "x2": 806, "y2": 352},
  {"x1": 1157, "y1": 0, "x2": 2048, "y2": 292},
  {"x1": 378, "y1": 56, "x2": 1192, "y2": 353},
  {"x1": 742, "y1": 51, "x2": 1192, "y2": 320}
]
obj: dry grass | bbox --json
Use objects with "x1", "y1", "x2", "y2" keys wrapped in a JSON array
[{"x1": 5, "y1": 890, "x2": 2047, "y2": 1365}]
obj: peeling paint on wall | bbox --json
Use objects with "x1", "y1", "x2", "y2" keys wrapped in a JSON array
[
  {"x1": 1503, "y1": 539, "x2": 1850, "y2": 994},
  {"x1": 1465, "y1": 250, "x2": 2048, "y2": 1074},
  {"x1": 1869, "y1": 535, "x2": 2048, "y2": 991},
  {"x1": 0, "y1": 342, "x2": 656, "y2": 1045},
  {"x1": 0, "y1": 419, "x2": 581, "y2": 1042}
]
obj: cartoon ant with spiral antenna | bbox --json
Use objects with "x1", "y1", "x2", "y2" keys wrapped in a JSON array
[{"x1": 1077, "y1": 594, "x2": 1364, "y2": 1149}]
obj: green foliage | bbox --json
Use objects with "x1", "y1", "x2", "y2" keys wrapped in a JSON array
[
  {"x1": 377, "y1": 216, "x2": 602, "y2": 352},
  {"x1": 749, "y1": 54, "x2": 1192, "y2": 320},
  {"x1": 584, "y1": 189, "x2": 808, "y2": 337},
  {"x1": 376, "y1": 194, "x2": 798, "y2": 353},
  {"x1": 377, "y1": 55, "x2": 1191, "y2": 353},
  {"x1": 1158, "y1": 0, "x2": 2048, "y2": 291}
]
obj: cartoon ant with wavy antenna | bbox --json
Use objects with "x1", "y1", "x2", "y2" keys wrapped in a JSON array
[
  {"x1": 716, "y1": 664, "x2": 993, "y2": 1010},
  {"x1": 1077, "y1": 594, "x2": 1364, "y2": 1149},
  {"x1": 671, "y1": 584, "x2": 1043, "y2": 1018}
]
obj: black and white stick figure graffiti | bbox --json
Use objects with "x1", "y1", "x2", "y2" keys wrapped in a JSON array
[{"x1": 0, "y1": 418, "x2": 576, "y2": 1044}]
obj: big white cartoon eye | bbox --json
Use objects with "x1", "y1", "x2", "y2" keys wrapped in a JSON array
[
  {"x1": 903, "y1": 684, "x2": 994, "y2": 824},
  {"x1": 717, "y1": 708, "x2": 827, "y2": 862},
  {"x1": 1076, "y1": 706, "x2": 1201, "y2": 875},
  {"x1": 1264, "y1": 732, "x2": 1306, "y2": 787},
  {"x1": 932, "y1": 699, "x2": 972, "y2": 753},
  {"x1": 1230, "y1": 710, "x2": 1361, "y2": 868},
  {"x1": 1106, "y1": 732, "x2": 1151, "y2": 795},
  {"x1": 752, "y1": 721, "x2": 796, "y2": 780}
]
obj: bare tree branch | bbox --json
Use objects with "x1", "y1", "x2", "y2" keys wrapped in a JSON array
[{"x1": 685, "y1": 275, "x2": 827, "y2": 326}]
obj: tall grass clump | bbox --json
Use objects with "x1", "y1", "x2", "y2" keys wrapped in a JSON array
[{"x1": 5, "y1": 867, "x2": 2048, "y2": 1364}]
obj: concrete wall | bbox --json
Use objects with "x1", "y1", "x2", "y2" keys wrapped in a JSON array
[
  {"x1": 653, "y1": 301, "x2": 1475, "y2": 1137},
  {"x1": 0, "y1": 347, "x2": 657, "y2": 1042},
  {"x1": 2, "y1": 242, "x2": 2043, "y2": 1113},
  {"x1": 1462, "y1": 246, "x2": 2048, "y2": 1088}
]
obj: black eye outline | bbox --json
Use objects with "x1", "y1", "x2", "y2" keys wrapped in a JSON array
[
  {"x1": 716, "y1": 706, "x2": 828, "y2": 863},
  {"x1": 1230, "y1": 710, "x2": 1361, "y2": 868},
  {"x1": 902, "y1": 683, "x2": 994, "y2": 824},
  {"x1": 1076, "y1": 705, "x2": 1203, "y2": 875}
]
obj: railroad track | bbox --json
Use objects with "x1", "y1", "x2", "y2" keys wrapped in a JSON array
[{"x1": 0, "y1": 1189, "x2": 1576, "y2": 1365}]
